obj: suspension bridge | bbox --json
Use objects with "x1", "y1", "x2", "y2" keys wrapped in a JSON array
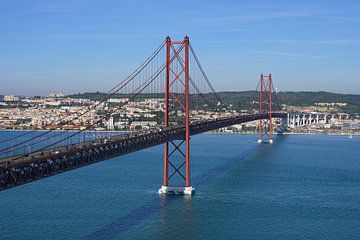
[{"x1": 0, "y1": 36, "x2": 286, "y2": 194}]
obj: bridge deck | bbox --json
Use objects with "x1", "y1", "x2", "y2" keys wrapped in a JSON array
[{"x1": 0, "y1": 113, "x2": 286, "y2": 191}]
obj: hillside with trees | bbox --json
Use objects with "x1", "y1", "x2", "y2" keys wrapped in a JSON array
[{"x1": 68, "y1": 91, "x2": 360, "y2": 114}]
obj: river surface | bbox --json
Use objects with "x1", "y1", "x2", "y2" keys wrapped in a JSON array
[{"x1": 0, "y1": 133, "x2": 359, "y2": 239}]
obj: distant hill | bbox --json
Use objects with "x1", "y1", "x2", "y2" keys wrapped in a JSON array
[
  {"x1": 217, "y1": 91, "x2": 360, "y2": 114},
  {"x1": 68, "y1": 91, "x2": 360, "y2": 114}
]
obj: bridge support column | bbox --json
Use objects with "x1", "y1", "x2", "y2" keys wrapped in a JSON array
[
  {"x1": 258, "y1": 74, "x2": 273, "y2": 144},
  {"x1": 302, "y1": 115, "x2": 306, "y2": 125},
  {"x1": 287, "y1": 113, "x2": 290, "y2": 127},
  {"x1": 291, "y1": 115, "x2": 296, "y2": 128},
  {"x1": 159, "y1": 36, "x2": 195, "y2": 195}
]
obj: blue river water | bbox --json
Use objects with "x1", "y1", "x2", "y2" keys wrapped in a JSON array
[{"x1": 0, "y1": 133, "x2": 359, "y2": 239}]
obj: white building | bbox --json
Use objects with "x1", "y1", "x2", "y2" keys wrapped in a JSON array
[
  {"x1": 108, "y1": 98, "x2": 129, "y2": 103},
  {"x1": 107, "y1": 117, "x2": 114, "y2": 130},
  {"x1": 4, "y1": 95, "x2": 19, "y2": 101}
]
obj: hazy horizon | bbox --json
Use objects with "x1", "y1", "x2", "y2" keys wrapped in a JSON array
[{"x1": 2, "y1": 89, "x2": 360, "y2": 98}]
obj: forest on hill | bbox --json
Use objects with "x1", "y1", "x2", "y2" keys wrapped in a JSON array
[{"x1": 68, "y1": 91, "x2": 360, "y2": 114}]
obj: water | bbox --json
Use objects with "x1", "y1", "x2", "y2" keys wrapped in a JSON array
[{"x1": 0, "y1": 133, "x2": 360, "y2": 239}]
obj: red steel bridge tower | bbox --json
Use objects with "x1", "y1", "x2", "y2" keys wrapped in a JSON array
[
  {"x1": 158, "y1": 36, "x2": 195, "y2": 195},
  {"x1": 258, "y1": 74, "x2": 274, "y2": 144}
]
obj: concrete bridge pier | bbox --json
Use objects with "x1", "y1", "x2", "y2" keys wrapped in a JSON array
[{"x1": 286, "y1": 113, "x2": 290, "y2": 126}]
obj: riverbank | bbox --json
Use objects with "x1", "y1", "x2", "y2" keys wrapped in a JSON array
[
  {"x1": 204, "y1": 131, "x2": 360, "y2": 136},
  {"x1": 1, "y1": 129, "x2": 359, "y2": 136}
]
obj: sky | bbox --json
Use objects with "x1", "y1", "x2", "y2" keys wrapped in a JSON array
[{"x1": 0, "y1": 0, "x2": 359, "y2": 96}]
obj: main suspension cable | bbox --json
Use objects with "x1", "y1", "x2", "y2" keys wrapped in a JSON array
[{"x1": 0, "y1": 41, "x2": 166, "y2": 156}]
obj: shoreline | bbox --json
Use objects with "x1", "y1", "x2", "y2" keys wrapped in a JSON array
[
  {"x1": 204, "y1": 132, "x2": 359, "y2": 136},
  {"x1": 0, "y1": 129, "x2": 358, "y2": 136},
  {"x1": 0, "y1": 129, "x2": 131, "y2": 133}
]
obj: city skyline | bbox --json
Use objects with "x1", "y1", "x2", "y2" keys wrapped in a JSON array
[{"x1": 0, "y1": 0, "x2": 359, "y2": 95}]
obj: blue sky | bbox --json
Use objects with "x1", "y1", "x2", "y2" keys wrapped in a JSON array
[{"x1": 0, "y1": 0, "x2": 359, "y2": 95}]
